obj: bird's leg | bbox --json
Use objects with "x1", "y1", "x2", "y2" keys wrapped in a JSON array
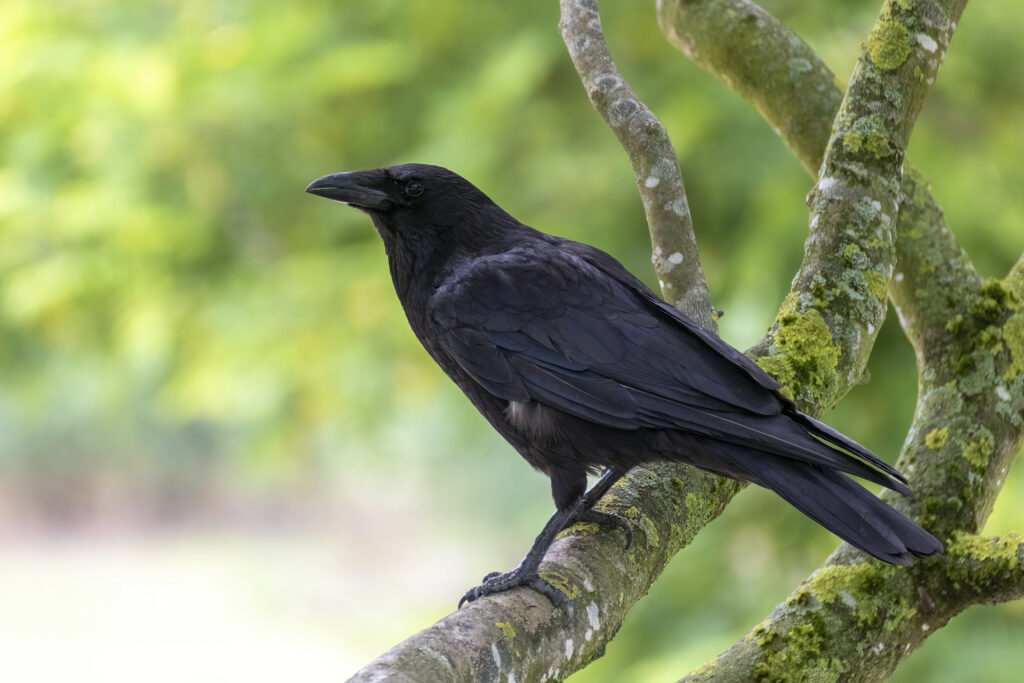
[
  {"x1": 459, "y1": 499, "x2": 583, "y2": 610},
  {"x1": 567, "y1": 469, "x2": 632, "y2": 548},
  {"x1": 458, "y1": 469, "x2": 633, "y2": 611}
]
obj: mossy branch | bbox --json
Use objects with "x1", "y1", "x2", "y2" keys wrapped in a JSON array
[
  {"x1": 348, "y1": 466, "x2": 743, "y2": 682},
  {"x1": 745, "y1": 0, "x2": 968, "y2": 414},
  {"x1": 657, "y1": 0, "x2": 980, "y2": 358},
  {"x1": 558, "y1": 0, "x2": 716, "y2": 331},
  {"x1": 680, "y1": 534, "x2": 1024, "y2": 683},
  {"x1": 657, "y1": 1, "x2": 1024, "y2": 680}
]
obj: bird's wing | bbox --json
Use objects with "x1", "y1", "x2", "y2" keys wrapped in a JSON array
[
  {"x1": 432, "y1": 245, "x2": 778, "y2": 423},
  {"x1": 431, "y1": 243, "x2": 906, "y2": 488}
]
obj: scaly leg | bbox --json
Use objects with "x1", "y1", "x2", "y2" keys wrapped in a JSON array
[{"x1": 459, "y1": 469, "x2": 631, "y2": 609}]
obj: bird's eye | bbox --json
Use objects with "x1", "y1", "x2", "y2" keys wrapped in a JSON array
[{"x1": 404, "y1": 181, "x2": 424, "y2": 197}]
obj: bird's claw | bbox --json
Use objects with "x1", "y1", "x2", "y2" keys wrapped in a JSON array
[
  {"x1": 571, "y1": 509, "x2": 633, "y2": 549},
  {"x1": 458, "y1": 569, "x2": 570, "y2": 613}
]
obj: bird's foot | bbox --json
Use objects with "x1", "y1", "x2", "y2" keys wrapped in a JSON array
[
  {"x1": 567, "y1": 509, "x2": 633, "y2": 549},
  {"x1": 458, "y1": 568, "x2": 569, "y2": 611}
]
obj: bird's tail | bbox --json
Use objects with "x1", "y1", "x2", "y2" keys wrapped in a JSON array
[{"x1": 751, "y1": 456, "x2": 943, "y2": 565}]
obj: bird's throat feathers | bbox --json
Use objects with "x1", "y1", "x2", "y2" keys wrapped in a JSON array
[{"x1": 373, "y1": 201, "x2": 524, "y2": 301}]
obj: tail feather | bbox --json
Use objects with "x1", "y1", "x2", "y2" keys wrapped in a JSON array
[
  {"x1": 751, "y1": 456, "x2": 943, "y2": 564},
  {"x1": 793, "y1": 411, "x2": 909, "y2": 486}
]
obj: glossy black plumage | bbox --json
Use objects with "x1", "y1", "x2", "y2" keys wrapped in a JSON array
[{"x1": 307, "y1": 163, "x2": 942, "y2": 604}]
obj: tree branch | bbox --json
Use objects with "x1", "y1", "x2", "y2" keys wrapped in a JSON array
[
  {"x1": 558, "y1": 0, "x2": 715, "y2": 330},
  {"x1": 655, "y1": 1, "x2": 1024, "y2": 679},
  {"x1": 657, "y1": 0, "x2": 982, "y2": 361},
  {"x1": 680, "y1": 534, "x2": 1024, "y2": 683},
  {"x1": 744, "y1": 0, "x2": 967, "y2": 413},
  {"x1": 349, "y1": 466, "x2": 743, "y2": 682}
]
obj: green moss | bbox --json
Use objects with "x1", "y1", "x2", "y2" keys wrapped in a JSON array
[
  {"x1": 756, "y1": 295, "x2": 841, "y2": 408},
  {"x1": 959, "y1": 352, "x2": 995, "y2": 396},
  {"x1": 962, "y1": 437, "x2": 993, "y2": 471},
  {"x1": 864, "y1": 270, "x2": 889, "y2": 301},
  {"x1": 948, "y1": 532, "x2": 1020, "y2": 564},
  {"x1": 854, "y1": 196, "x2": 881, "y2": 225},
  {"x1": 925, "y1": 427, "x2": 948, "y2": 449},
  {"x1": 1004, "y1": 311, "x2": 1024, "y2": 379},
  {"x1": 918, "y1": 495, "x2": 946, "y2": 528},
  {"x1": 751, "y1": 621, "x2": 847, "y2": 683},
  {"x1": 495, "y1": 621, "x2": 516, "y2": 639},
  {"x1": 566, "y1": 522, "x2": 600, "y2": 536},
  {"x1": 538, "y1": 571, "x2": 579, "y2": 601},
  {"x1": 843, "y1": 115, "x2": 894, "y2": 158},
  {"x1": 945, "y1": 532, "x2": 1022, "y2": 590},
  {"x1": 970, "y1": 279, "x2": 1009, "y2": 326},
  {"x1": 638, "y1": 513, "x2": 660, "y2": 548},
  {"x1": 688, "y1": 658, "x2": 720, "y2": 678},
  {"x1": 622, "y1": 506, "x2": 640, "y2": 520},
  {"x1": 684, "y1": 492, "x2": 710, "y2": 541},
  {"x1": 670, "y1": 476, "x2": 685, "y2": 491},
  {"x1": 810, "y1": 563, "x2": 914, "y2": 631},
  {"x1": 867, "y1": 18, "x2": 911, "y2": 70}
]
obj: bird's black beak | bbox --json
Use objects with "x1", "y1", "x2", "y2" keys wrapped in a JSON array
[{"x1": 305, "y1": 171, "x2": 394, "y2": 211}]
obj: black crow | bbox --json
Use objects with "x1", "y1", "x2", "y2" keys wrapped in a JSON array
[{"x1": 306, "y1": 163, "x2": 942, "y2": 608}]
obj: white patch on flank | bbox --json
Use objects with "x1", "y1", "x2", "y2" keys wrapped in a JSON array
[
  {"x1": 922, "y1": 623, "x2": 930, "y2": 631},
  {"x1": 872, "y1": 642, "x2": 885, "y2": 655},
  {"x1": 810, "y1": 214, "x2": 820, "y2": 229},
  {"x1": 654, "y1": 246, "x2": 663, "y2": 256},
  {"x1": 492, "y1": 642, "x2": 502, "y2": 670},
  {"x1": 658, "y1": 279, "x2": 665, "y2": 289},
  {"x1": 668, "y1": 252, "x2": 683, "y2": 265},
  {"x1": 565, "y1": 639, "x2": 574, "y2": 659},
  {"x1": 917, "y1": 33, "x2": 938, "y2": 53},
  {"x1": 585, "y1": 629, "x2": 593, "y2": 641},
  {"x1": 871, "y1": 199, "x2": 882, "y2": 212},
  {"x1": 895, "y1": 272, "x2": 905, "y2": 282},
  {"x1": 587, "y1": 602, "x2": 601, "y2": 630},
  {"x1": 996, "y1": 385, "x2": 1011, "y2": 401},
  {"x1": 508, "y1": 674, "x2": 517, "y2": 683},
  {"x1": 645, "y1": 176, "x2": 660, "y2": 188},
  {"x1": 818, "y1": 177, "x2": 838, "y2": 193},
  {"x1": 506, "y1": 400, "x2": 556, "y2": 439},
  {"x1": 840, "y1": 591, "x2": 857, "y2": 609},
  {"x1": 867, "y1": 322, "x2": 875, "y2": 334},
  {"x1": 582, "y1": 576, "x2": 594, "y2": 592}
]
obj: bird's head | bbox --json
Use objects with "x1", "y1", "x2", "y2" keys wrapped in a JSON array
[{"x1": 306, "y1": 163, "x2": 508, "y2": 250}]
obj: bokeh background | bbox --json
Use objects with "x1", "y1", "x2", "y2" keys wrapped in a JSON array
[{"x1": 1, "y1": 0, "x2": 1022, "y2": 680}]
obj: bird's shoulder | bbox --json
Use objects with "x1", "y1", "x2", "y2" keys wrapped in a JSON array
[{"x1": 429, "y1": 237, "x2": 628, "y2": 327}]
